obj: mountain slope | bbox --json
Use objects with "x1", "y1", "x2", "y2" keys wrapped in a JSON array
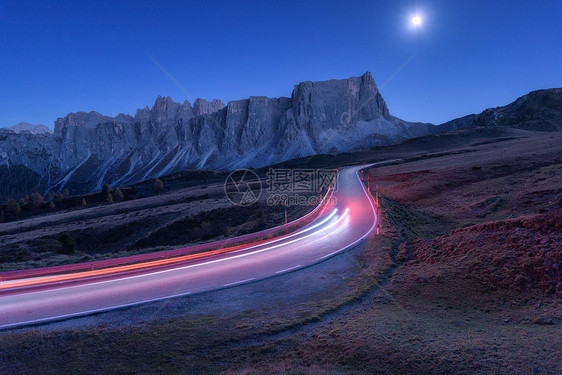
[
  {"x1": 437, "y1": 88, "x2": 562, "y2": 132},
  {"x1": 0, "y1": 72, "x2": 435, "y2": 200}
]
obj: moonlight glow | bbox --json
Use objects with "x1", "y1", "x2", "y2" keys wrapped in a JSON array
[{"x1": 411, "y1": 15, "x2": 422, "y2": 26}]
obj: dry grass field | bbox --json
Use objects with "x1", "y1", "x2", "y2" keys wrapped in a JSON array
[{"x1": 0, "y1": 125, "x2": 560, "y2": 374}]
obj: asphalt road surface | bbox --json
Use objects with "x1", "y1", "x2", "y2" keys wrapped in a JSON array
[{"x1": 0, "y1": 165, "x2": 377, "y2": 329}]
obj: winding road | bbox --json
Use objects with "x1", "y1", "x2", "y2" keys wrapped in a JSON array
[{"x1": 0, "y1": 165, "x2": 377, "y2": 330}]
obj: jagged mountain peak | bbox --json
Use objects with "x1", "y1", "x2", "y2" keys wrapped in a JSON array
[
  {"x1": 151, "y1": 95, "x2": 183, "y2": 123},
  {"x1": 1, "y1": 72, "x2": 439, "y2": 201},
  {"x1": 193, "y1": 98, "x2": 226, "y2": 116},
  {"x1": 53, "y1": 111, "x2": 116, "y2": 135}
]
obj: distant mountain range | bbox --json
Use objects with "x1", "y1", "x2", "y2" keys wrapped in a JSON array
[
  {"x1": 0, "y1": 122, "x2": 51, "y2": 135},
  {"x1": 0, "y1": 73, "x2": 560, "y2": 202}
]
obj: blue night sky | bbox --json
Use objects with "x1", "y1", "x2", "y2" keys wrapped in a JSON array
[{"x1": 1, "y1": 0, "x2": 561, "y2": 128}]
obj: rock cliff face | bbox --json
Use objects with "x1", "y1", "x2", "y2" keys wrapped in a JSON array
[{"x1": 0, "y1": 72, "x2": 439, "y2": 200}]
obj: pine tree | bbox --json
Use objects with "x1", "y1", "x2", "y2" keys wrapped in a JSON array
[
  {"x1": 46, "y1": 191, "x2": 55, "y2": 201},
  {"x1": 154, "y1": 178, "x2": 164, "y2": 192},
  {"x1": 114, "y1": 188, "x2": 124, "y2": 201},
  {"x1": 6, "y1": 200, "x2": 20, "y2": 219},
  {"x1": 29, "y1": 192, "x2": 43, "y2": 207},
  {"x1": 101, "y1": 183, "x2": 112, "y2": 202}
]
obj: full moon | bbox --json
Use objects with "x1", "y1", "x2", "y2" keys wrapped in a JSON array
[{"x1": 411, "y1": 15, "x2": 422, "y2": 26}]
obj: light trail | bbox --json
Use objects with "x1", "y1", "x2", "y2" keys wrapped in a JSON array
[
  {"x1": 0, "y1": 182, "x2": 336, "y2": 282},
  {"x1": 0, "y1": 208, "x2": 346, "y2": 292},
  {"x1": 0, "y1": 164, "x2": 381, "y2": 330}
]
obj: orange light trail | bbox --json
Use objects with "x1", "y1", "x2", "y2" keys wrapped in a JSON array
[
  {"x1": 0, "y1": 239, "x2": 269, "y2": 290},
  {"x1": 0, "y1": 182, "x2": 339, "y2": 291},
  {"x1": 0, "y1": 206, "x2": 340, "y2": 291}
]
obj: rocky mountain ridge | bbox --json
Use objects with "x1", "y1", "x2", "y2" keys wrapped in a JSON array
[
  {"x1": 1, "y1": 73, "x2": 559, "y2": 202},
  {"x1": 0, "y1": 122, "x2": 52, "y2": 135},
  {"x1": 0, "y1": 72, "x2": 433, "y2": 200}
]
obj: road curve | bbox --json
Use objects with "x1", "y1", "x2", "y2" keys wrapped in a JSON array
[{"x1": 0, "y1": 165, "x2": 377, "y2": 330}]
